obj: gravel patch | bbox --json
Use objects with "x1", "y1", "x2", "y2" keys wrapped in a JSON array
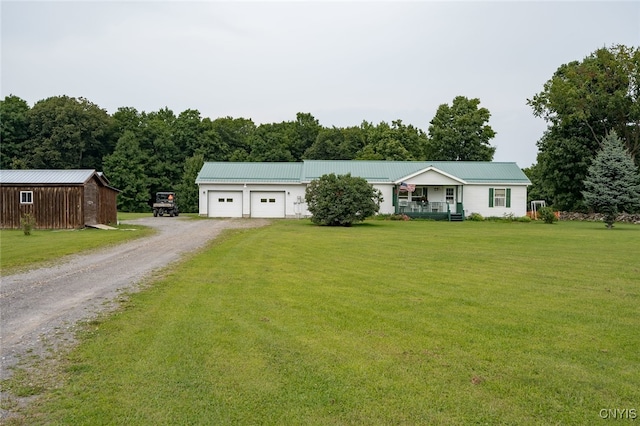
[{"x1": 0, "y1": 217, "x2": 268, "y2": 419}]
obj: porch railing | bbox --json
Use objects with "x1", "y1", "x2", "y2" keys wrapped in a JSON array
[{"x1": 398, "y1": 201, "x2": 449, "y2": 214}]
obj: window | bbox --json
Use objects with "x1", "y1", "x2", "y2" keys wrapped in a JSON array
[
  {"x1": 269, "y1": 198, "x2": 276, "y2": 203},
  {"x1": 218, "y1": 198, "x2": 225, "y2": 202},
  {"x1": 489, "y1": 188, "x2": 511, "y2": 208},
  {"x1": 20, "y1": 191, "x2": 33, "y2": 204},
  {"x1": 226, "y1": 198, "x2": 233, "y2": 202},
  {"x1": 494, "y1": 189, "x2": 506, "y2": 207}
]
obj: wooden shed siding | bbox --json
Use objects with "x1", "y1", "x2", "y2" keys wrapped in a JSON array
[
  {"x1": 1, "y1": 172, "x2": 119, "y2": 229},
  {"x1": 98, "y1": 185, "x2": 118, "y2": 225},
  {"x1": 1, "y1": 185, "x2": 84, "y2": 229},
  {"x1": 0, "y1": 186, "x2": 83, "y2": 229},
  {"x1": 84, "y1": 180, "x2": 98, "y2": 225}
]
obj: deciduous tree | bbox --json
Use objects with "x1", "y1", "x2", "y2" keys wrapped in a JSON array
[
  {"x1": 0, "y1": 95, "x2": 30, "y2": 169},
  {"x1": 529, "y1": 45, "x2": 640, "y2": 164},
  {"x1": 103, "y1": 131, "x2": 151, "y2": 212},
  {"x1": 528, "y1": 44, "x2": 640, "y2": 210},
  {"x1": 177, "y1": 153, "x2": 205, "y2": 213},
  {"x1": 426, "y1": 96, "x2": 496, "y2": 161},
  {"x1": 24, "y1": 96, "x2": 114, "y2": 170}
]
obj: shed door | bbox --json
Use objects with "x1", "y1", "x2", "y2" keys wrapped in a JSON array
[
  {"x1": 250, "y1": 191, "x2": 285, "y2": 218},
  {"x1": 84, "y1": 181, "x2": 99, "y2": 225},
  {"x1": 208, "y1": 191, "x2": 243, "y2": 218}
]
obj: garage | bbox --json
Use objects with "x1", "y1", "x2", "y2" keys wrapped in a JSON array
[
  {"x1": 207, "y1": 191, "x2": 243, "y2": 217},
  {"x1": 250, "y1": 191, "x2": 285, "y2": 218}
]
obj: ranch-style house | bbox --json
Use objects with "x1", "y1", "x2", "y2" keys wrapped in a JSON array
[{"x1": 196, "y1": 160, "x2": 531, "y2": 221}]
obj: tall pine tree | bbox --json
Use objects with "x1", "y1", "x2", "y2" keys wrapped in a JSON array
[{"x1": 582, "y1": 131, "x2": 640, "y2": 228}]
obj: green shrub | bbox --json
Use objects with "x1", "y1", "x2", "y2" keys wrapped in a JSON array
[
  {"x1": 305, "y1": 173, "x2": 383, "y2": 226},
  {"x1": 485, "y1": 216, "x2": 503, "y2": 222},
  {"x1": 515, "y1": 216, "x2": 532, "y2": 223},
  {"x1": 539, "y1": 206, "x2": 558, "y2": 224},
  {"x1": 20, "y1": 213, "x2": 36, "y2": 235},
  {"x1": 387, "y1": 214, "x2": 411, "y2": 221},
  {"x1": 468, "y1": 212, "x2": 484, "y2": 221}
]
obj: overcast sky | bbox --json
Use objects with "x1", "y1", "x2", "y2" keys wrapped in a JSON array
[{"x1": 2, "y1": 1, "x2": 639, "y2": 167}]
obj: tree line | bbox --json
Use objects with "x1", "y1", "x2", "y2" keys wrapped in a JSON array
[
  {"x1": 0, "y1": 94, "x2": 496, "y2": 212},
  {"x1": 525, "y1": 44, "x2": 640, "y2": 211},
  {"x1": 2, "y1": 44, "x2": 638, "y2": 214}
]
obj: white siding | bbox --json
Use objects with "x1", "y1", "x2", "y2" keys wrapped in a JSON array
[
  {"x1": 404, "y1": 170, "x2": 462, "y2": 186},
  {"x1": 463, "y1": 185, "x2": 528, "y2": 217},
  {"x1": 375, "y1": 184, "x2": 395, "y2": 215},
  {"x1": 199, "y1": 184, "x2": 307, "y2": 218}
]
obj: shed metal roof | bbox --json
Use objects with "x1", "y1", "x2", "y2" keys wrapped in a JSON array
[
  {"x1": 0, "y1": 170, "x2": 120, "y2": 191},
  {"x1": 0, "y1": 169, "x2": 99, "y2": 184},
  {"x1": 197, "y1": 160, "x2": 531, "y2": 185}
]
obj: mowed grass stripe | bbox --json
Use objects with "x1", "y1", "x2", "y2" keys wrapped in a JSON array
[{"x1": 16, "y1": 220, "x2": 640, "y2": 425}]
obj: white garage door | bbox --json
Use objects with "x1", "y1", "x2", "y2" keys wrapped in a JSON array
[
  {"x1": 208, "y1": 191, "x2": 243, "y2": 218},
  {"x1": 250, "y1": 191, "x2": 285, "y2": 218}
]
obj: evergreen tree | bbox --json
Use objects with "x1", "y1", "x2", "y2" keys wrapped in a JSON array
[{"x1": 582, "y1": 131, "x2": 640, "y2": 228}]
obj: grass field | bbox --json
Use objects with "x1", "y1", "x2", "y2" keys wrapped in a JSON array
[
  {"x1": 3, "y1": 220, "x2": 639, "y2": 424},
  {"x1": 0, "y1": 215, "x2": 154, "y2": 274}
]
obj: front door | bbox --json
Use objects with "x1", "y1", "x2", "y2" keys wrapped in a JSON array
[{"x1": 445, "y1": 187, "x2": 456, "y2": 213}]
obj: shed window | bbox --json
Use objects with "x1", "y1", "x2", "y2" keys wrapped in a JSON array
[{"x1": 20, "y1": 191, "x2": 33, "y2": 204}]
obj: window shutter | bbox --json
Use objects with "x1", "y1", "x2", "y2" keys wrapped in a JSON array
[
  {"x1": 489, "y1": 188, "x2": 494, "y2": 207},
  {"x1": 506, "y1": 188, "x2": 511, "y2": 208}
]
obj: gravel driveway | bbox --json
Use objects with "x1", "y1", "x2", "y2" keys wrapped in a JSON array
[{"x1": 0, "y1": 217, "x2": 268, "y2": 382}]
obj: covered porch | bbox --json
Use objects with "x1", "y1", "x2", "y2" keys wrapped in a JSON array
[{"x1": 393, "y1": 183, "x2": 464, "y2": 221}]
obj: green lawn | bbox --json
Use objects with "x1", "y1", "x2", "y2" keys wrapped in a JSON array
[
  {"x1": 0, "y1": 216, "x2": 154, "y2": 274},
  {"x1": 4, "y1": 220, "x2": 639, "y2": 424}
]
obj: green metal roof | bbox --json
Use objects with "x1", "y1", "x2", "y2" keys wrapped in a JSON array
[
  {"x1": 196, "y1": 162, "x2": 303, "y2": 183},
  {"x1": 196, "y1": 160, "x2": 531, "y2": 185}
]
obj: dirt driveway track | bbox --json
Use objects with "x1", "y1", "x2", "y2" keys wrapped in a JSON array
[{"x1": 0, "y1": 217, "x2": 268, "y2": 381}]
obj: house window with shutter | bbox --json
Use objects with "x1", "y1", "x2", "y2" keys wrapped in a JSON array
[
  {"x1": 20, "y1": 191, "x2": 33, "y2": 204},
  {"x1": 489, "y1": 188, "x2": 511, "y2": 208}
]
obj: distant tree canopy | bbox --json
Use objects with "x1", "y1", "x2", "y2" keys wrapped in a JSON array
[
  {"x1": 1, "y1": 93, "x2": 498, "y2": 212},
  {"x1": 427, "y1": 96, "x2": 496, "y2": 161},
  {"x1": 527, "y1": 44, "x2": 640, "y2": 211}
]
